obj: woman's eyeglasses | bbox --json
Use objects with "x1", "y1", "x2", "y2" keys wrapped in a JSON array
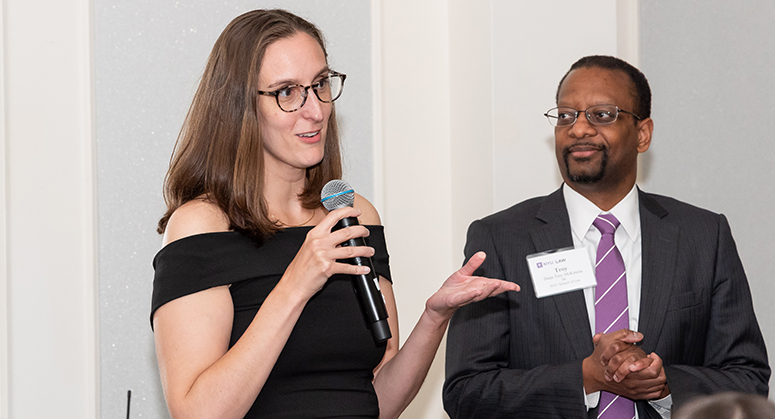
[{"x1": 258, "y1": 72, "x2": 346, "y2": 113}]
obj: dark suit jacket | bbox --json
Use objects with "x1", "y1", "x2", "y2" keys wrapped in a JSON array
[{"x1": 443, "y1": 188, "x2": 769, "y2": 418}]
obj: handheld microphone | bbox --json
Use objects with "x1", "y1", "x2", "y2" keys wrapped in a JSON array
[{"x1": 321, "y1": 180, "x2": 391, "y2": 344}]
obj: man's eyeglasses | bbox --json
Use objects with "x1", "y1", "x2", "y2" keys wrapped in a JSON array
[
  {"x1": 258, "y1": 72, "x2": 346, "y2": 113},
  {"x1": 544, "y1": 105, "x2": 642, "y2": 127}
]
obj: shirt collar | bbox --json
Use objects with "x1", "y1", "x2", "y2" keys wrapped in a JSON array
[{"x1": 562, "y1": 183, "x2": 640, "y2": 243}]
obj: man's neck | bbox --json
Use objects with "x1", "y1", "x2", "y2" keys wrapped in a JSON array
[{"x1": 565, "y1": 180, "x2": 636, "y2": 211}]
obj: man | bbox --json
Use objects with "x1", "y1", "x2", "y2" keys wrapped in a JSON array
[{"x1": 443, "y1": 55, "x2": 769, "y2": 419}]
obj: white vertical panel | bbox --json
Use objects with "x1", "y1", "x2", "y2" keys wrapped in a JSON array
[
  {"x1": 0, "y1": 1, "x2": 8, "y2": 416},
  {"x1": 380, "y1": 0, "x2": 452, "y2": 417},
  {"x1": 3, "y1": 0, "x2": 97, "y2": 417},
  {"x1": 617, "y1": 0, "x2": 640, "y2": 66},
  {"x1": 449, "y1": 1, "x2": 495, "y2": 262}
]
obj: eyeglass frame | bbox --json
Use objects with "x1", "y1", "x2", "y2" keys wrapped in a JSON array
[
  {"x1": 256, "y1": 72, "x2": 347, "y2": 113},
  {"x1": 544, "y1": 104, "x2": 642, "y2": 127}
]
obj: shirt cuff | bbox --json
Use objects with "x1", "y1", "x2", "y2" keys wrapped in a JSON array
[
  {"x1": 648, "y1": 394, "x2": 673, "y2": 419},
  {"x1": 584, "y1": 388, "x2": 601, "y2": 411}
]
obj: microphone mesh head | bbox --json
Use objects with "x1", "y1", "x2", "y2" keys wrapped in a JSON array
[{"x1": 321, "y1": 179, "x2": 355, "y2": 211}]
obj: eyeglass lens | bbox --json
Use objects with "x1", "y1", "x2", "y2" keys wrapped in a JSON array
[
  {"x1": 546, "y1": 105, "x2": 619, "y2": 126},
  {"x1": 277, "y1": 74, "x2": 344, "y2": 112}
]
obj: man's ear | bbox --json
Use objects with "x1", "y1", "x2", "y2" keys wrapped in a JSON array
[{"x1": 637, "y1": 118, "x2": 653, "y2": 153}]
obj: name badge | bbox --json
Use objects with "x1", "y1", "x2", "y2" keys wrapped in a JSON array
[{"x1": 526, "y1": 247, "x2": 596, "y2": 298}]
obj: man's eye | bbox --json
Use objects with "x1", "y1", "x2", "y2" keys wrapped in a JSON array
[
  {"x1": 558, "y1": 112, "x2": 575, "y2": 120},
  {"x1": 594, "y1": 111, "x2": 615, "y2": 121}
]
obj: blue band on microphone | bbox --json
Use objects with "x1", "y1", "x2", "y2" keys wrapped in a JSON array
[{"x1": 320, "y1": 189, "x2": 354, "y2": 203}]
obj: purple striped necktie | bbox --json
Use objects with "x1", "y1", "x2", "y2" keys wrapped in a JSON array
[{"x1": 593, "y1": 213, "x2": 635, "y2": 419}]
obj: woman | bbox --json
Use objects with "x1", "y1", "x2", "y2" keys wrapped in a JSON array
[{"x1": 151, "y1": 9, "x2": 518, "y2": 419}]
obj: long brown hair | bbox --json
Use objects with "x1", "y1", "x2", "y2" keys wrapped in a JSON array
[{"x1": 157, "y1": 9, "x2": 342, "y2": 239}]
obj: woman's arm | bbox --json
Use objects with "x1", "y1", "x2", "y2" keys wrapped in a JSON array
[
  {"x1": 352, "y1": 194, "x2": 519, "y2": 418},
  {"x1": 372, "y1": 253, "x2": 519, "y2": 419},
  {"x1": 154, "y1": 200, "x2": 375, "y2": 419}
]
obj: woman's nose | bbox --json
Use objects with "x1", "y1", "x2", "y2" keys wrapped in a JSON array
[{"x1": 299, "y1": 88, "x2": 325, "y2": 122}]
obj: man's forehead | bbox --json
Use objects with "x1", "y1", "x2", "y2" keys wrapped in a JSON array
[{"x1": 557, "y1": 67, "x2": 635, "y2": 107}]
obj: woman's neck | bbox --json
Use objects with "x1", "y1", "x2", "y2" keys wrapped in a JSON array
[{"x1": 263, "y1": 167, "x2": 318, "y2": 227}]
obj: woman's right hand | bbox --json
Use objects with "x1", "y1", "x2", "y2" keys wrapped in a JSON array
[{"x1": 281, "y1": 206, "x2": 375, "y2": 300}]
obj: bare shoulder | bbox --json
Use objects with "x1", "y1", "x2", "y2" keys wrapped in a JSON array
[
  {"x1": 353, "y1": 193, "x2": 382, "y2": 226},
  {"x1": 163, "y1": 199, "x2": 230, "y2": 246}
]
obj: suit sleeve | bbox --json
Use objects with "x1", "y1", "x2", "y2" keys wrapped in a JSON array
[
  {"x1": 443, "y1": 220, "x2": 590, "y2": 419},
  {"x1": 663, "y1": 214, "x2": 770, "y2": 408}
]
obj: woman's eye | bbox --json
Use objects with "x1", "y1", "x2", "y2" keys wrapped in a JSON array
[{"x1": 277, "y1": 87, "x2": 295, "y2": 98}]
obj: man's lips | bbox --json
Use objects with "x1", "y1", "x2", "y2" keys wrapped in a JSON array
[{"x1": 565, "y1": 144, "x2": 604, "y2": 159}]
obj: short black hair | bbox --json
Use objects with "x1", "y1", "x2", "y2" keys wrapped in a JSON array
[{"x1": 555, "y1": 55, "x2": 651, "y2": 119}]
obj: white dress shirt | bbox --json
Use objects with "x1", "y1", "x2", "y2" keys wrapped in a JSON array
[{"x1": 563, "y1": 184, "x2": 671, "y2": 418}]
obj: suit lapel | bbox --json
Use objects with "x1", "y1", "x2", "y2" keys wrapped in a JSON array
[
  {"x1": 530, "y1": 188, "x2": 593, "y2": 358},
  {"x1": 637, "y1": 190, "x2": 680, "y2": 353}
]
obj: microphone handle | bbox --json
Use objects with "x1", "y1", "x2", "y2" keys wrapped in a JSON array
[{"x1": 333, "y1": 216, "x2": 392, "y2": 344}]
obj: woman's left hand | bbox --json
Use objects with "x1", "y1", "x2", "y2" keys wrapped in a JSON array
[{"x1": 425, "y1": 251, "x2": 519, "y2": 323}]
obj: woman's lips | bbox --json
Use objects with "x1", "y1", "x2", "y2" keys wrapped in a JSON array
[{"x1": 297, "y1": 130, "x2": 321, "y2": 143}]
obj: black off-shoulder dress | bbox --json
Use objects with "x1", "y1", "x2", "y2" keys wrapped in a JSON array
[{"x1": 151, "y1": 226, "x2": 392, "y2": 418}]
